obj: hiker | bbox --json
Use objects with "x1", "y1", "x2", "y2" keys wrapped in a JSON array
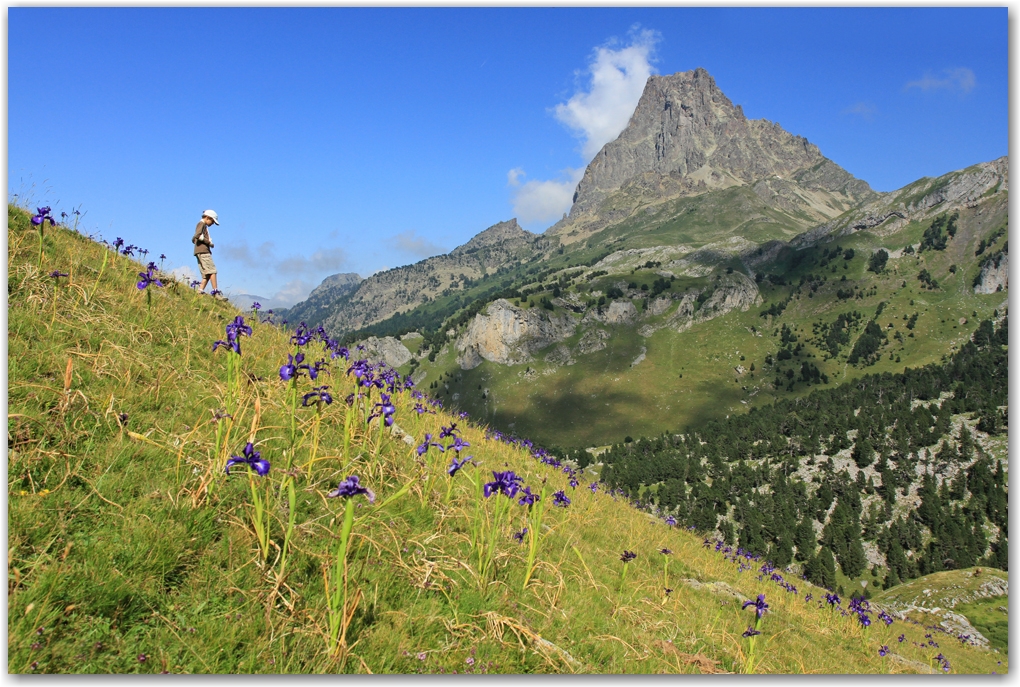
[{"x1": 193, "y1": 209, "x2": 220, "y2": 295}]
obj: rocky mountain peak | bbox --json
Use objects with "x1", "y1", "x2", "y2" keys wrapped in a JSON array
[
  {"x1": 450, "y1": 218, "x2": 533, "y2": 256},
  {"x1": 558, "y1": 67, "x2": 873, "y2": 228}
]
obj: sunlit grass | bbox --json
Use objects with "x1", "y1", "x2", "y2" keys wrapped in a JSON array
[{"x1": 7, "y1": 203, "x2": 1006, "y2": 674}]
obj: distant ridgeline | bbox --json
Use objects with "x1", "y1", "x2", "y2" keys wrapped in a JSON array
[{"x1": 596, "y1": 317, "x2": 1008, "y2": 593}]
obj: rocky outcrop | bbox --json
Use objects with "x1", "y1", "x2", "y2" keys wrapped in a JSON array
[
  {"x1": 639, "y1": 276, "x2": 760, "y2": 339},
  {"x1": 356, "y1": 336, "x2": 413, "y2": 369},
  {"x1": 605, "y1": 300, "x2": 638, "y2": 325},
  {"x1": 694, "y1": 272, "x2": 762, "y2": 323},
  {"x1": 575, "y1": 327, "x2": 610, "y2": 355},
  {"x1": 793, "y1": 156, "x2": 1008, "y2": 247},
  {"x1": 456, "y1": 299, "x2": 576, "y2": 370},
  {"x1": 974, "y1": 248, "x2": 1008, "y2": 294}
]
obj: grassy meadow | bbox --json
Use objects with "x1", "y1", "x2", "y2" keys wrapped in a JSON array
[{"x1": 6, "y1": 204, "x2": 1006, "y2": 674}]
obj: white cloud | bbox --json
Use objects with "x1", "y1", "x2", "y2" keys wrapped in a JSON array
[
  {"x1": 387, "y1": 229, "x2": 445, "y2": 259},
  {"x1": 221, "y1": 240, "x2": 275, "y2": 269},
  {"x1": 905, "y1": 68, "x2": 976, "y2": 94},
  {"x1": 510, "y1": 168, "x2": 585, "y2": 224},
  {"x1": 276, "y1": 247, "x2": 348, "y2": 275},
  {"x1": 842, "y1": 101, "x2": 877, "y2": 121},
  {"x1": 270, "y1": 278, "x2": 318, "y2": 308},
  {"x1": 170, "y1": 265, "x2": 198, "y2": 284},
  {"x1": 554, "y1": 27, "x2": 660, "y2": 160},
  {"x1": 509, "y1": 27, "x2": 659, "y2": 226}
]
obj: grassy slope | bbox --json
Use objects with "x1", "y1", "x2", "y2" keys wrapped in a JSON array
[
  {"x1": 873, "y1": 569, "x2": 1009, "y2": 653},
  {"x1": 7, "y1": 205, "x2": 1005, "y2": 674},
  {"x1": 419, "y1": 193, "x2": 1008, "y2": 448}
]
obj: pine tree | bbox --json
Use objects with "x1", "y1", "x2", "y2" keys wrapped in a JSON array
[{"x1": 794, "y1": 514, "x2": 817, "y2": 561}]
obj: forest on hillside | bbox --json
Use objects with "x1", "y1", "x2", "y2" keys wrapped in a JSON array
[{"x1": 596, "y1": 317, "x2": 1008, "y2": 594}]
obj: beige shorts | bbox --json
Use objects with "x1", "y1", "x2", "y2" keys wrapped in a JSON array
[{"x1": 196, "y1": 253, "x2": 217, "y2": 276}]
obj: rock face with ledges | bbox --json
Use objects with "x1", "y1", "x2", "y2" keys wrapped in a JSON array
[
  {"x1": 456, "y1": 299, "x2": 576, "y2": 370},
  {"x1": 355, "y1": 336, "x2": 413, "y2": 369},
  {"x1": 974, "y1": 248, "x2": 1008, "y2": 294}
]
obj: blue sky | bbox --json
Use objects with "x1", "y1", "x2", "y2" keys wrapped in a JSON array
[{"x1": 9, "y1": 7, "x2": 1007, "y2": 306}]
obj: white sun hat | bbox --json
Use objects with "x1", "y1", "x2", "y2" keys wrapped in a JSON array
[{"x1": 203, "y1": 209, "x2": 220, "y2": 225}]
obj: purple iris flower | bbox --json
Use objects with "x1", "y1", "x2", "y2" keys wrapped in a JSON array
[
  {"x1": 49, "y1": 270, "x2": 69, "y2": 279},
  {"x1": 447, "y1": 436, "x2": 470, "y2": 452},
  {"x1": 136, "y1": 267, "x2": 164, "y2": 290},
  {"x1": 742, "y1": 627, "x2": 761, "y2": 638},
  {"x1": 226, "y1": 316, "x2": 252, "y2": 339},
  {"x1": 458, "y1": 411, "x2": 469, "y2": 419},
  {"x1": 898, "y1": 634, "x2": 905, "y2": 643},
  {"x1": 447, "y1": 455, "x2": 471, "y2": 477},
  {"x1": 552, "y1": 490, "x2": 570, "y2": 508},
  {"x1": 659, "y1": 548, "x2": 672, "y2": 555},
  {"x1": 31, "y1": 207, "x2": 56, "y2": 226},
  {"x1": 589, "y1": 482, "x2": 598, "y2": 494},
  {"x1": 568, "y1": 478, "x2": 578, "y2": 489},
  {"x1": 825, "y1": 593, "x2": 841, "y2": 606},
  {"x1": 416, "y1": 433, "x2": 445, "y2": 456},
  {"x1": 664, "y1": 515, "x2": 677, "y2": 527},
  {"x1": 858, "y1": 613, "x2": 871, "y2": 627},
  {"x1": 620, "y1": 551, "x2": 637, "y2": 563},
  {"x1": 302, "y1": 386, "x2": 334, "y2": 406},
  {"x1": 146, "y1": 261, "x2": 158, "y2": 272},
  {"x1": 743, "y1": 594, "x2": 769, "y2": 619},
  {"x1": 517, "y1": 486, "x2": 540, "y2": 507},
  {"x1": 251, "y1": 302, "x2": 261, "y2": 311},
  {"x1": 878, "y1": 611, "x2": 894, "y2": 626},
  {"x1": 483, "y1": 470, "x2": 522, "y2": 498},
  {"x1": 413, "y1": 403, "x2": 430, "y2": 415},
  {"x1": 369, "y1": 393, "x2": 396, "y2": 426},
  {"x1": 438, "y1": 423, "x2": 459, "y2": 439},
  {"x1": 225, "y1": 442, "x2": 270, "y2": 476},
  {"x1": 112, "y1": 237, "x2": 124, "y2": 251},
  {"x1": 326, "y1": 475, "x2": 375, "y2": 503},
  {"x1": 190, "y1": 279, "x2": 201, "y2": 289},
  {"x1": 159, "y1": 254, "x2": 166, "y2": 260},
  {"x1": 512, "y1": 528, "x2": 528, "y2": 544},
  {"x1": 280, "y1": 353, "x2": 300, "y2": 381}
]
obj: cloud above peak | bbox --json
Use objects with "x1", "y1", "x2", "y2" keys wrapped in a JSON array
[
  {"x1": 508, "y1": 167, "x2": 584, "y2": 224},
  {"x1": 905, "y1": 67, "x2": 976, "y2": 94},
  {"x1": 387, "y1": 229, "x2": 445, "y2": 259},
  {"x1": 554, "y1": 27, "x2": 660, "y2": 160},
  {"x1": 509, "y1": 27, "x2": 660, "y2": 228}
]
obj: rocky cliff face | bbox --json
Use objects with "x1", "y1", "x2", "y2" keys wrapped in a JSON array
[
  {"x1": 548, "y1": 68, "x2": 875, "y2": 244},
  {"x1": 456, "y1": 299, "x2": 576, "y2": 369},
  {"x1": 974, "y1": 248, "x2": 1008, "y2": 294},
  {"x1": 355, "y1": 335, "x2": 413, "y2": 369}
]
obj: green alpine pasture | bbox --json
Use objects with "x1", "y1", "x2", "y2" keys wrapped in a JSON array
[{"x1": 6, "y1": 204, "x2": 1006, "y2": 673}]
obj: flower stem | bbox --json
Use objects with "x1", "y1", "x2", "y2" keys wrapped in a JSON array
[{"x1": 328, "y1": 498, "x2": 356, "y2": 652}]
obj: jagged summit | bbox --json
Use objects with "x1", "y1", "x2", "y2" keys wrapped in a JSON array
[
  {"x1": 549, "y1": 67, "x2": 875, "y2": 242},
  {"x1": 450, "y1": 218, "x2": 532, "y2": 256}
]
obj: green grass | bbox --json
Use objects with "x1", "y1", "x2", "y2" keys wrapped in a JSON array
[
  {"x1": 872, "y1": 568, "x2": 1009, "y2": 655},
  {"x1": 7, "y1": 203, "x2": 1006, "y2": 674},
  {"x1": 955, "y1": 597, "x2": 1008, "y2": 653}
]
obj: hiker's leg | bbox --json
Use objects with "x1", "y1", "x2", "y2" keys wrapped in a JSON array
[
  {"x1": 199, "y1": 275, "x2": 210, "y2": 292},
  {"x1": 210, "y1": 273, "x2": 219, "y2": 291}
]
